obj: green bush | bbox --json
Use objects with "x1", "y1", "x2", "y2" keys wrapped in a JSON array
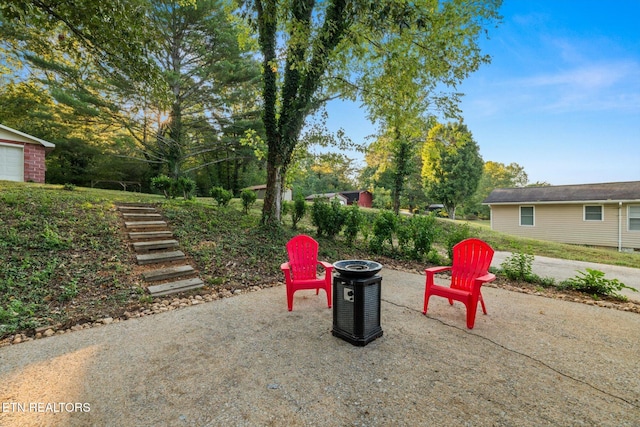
[
  {"x1": 311, "y1": 197, "x2": 345, "y2": 238},
  {"x1": 395, "y1": 214, "x2": 440, "y2": 261},
  {"x1": 369, "y1": 210, "x2": 397, "y2": 254},
  {"x1": 501, "y1": 252, "x2": 534, "y2": 281},
  {"x1": 290, "y1": 194, "x2": 307, "y2": 229},
  {"x1": 63, "y1": 183, "x2": 76, "y2": 191},
  {"x1": 151, "y1": 175, "x2": 173, "y2": 198},
  {"x1": 176, "y1": 177, "x2": 197, "y2": 200},
  {"x1": 410, "y1": 213, "x2": 440, "y2": 260},
  {"x1": 210, "y1": 186, "x2": 233, "y2": 207},
  {"x1": 240, "y1": 189, "x2": 257, "y2": 214},
  {"x1": 559, "y1": 268, "x2": 638, "y2": 300},
  {"x1": 343, "y1": 204, "x2": 363, "y2": 246},
  {"x1": 152, "y1": 175, "x2": 196, "y2": 199},
  {"x1": 359, "y1": 210, "x2": 377, "y2": 243}
]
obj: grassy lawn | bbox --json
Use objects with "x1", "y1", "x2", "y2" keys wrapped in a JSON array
[{"x1": 1, "y1": 181, "x2": 638, "y2": 340}]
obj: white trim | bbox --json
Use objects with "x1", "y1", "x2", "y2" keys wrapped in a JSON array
[
  {"x1": 519, "y1": 205, "x2": 535, "y2": 227},
  {"x1": 485, "y1": 199, "x2": 640, "y2": 206},
  {"x1": 628, "y1": 205, "x2": 640, "y2": 232},
  {"x1": 583, "y1": 204, "x2": 604, "y2": 221},
  {"x1": 0, "y1": 141, "x2": 25, "y2": 149},
  {"x1": 0, "y1": 124, "x2": 55, "y2": 148}
]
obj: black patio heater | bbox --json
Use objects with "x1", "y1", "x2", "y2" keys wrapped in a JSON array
[{"x1": 332, "y1": 260, "x2": 383, "y2": 346}]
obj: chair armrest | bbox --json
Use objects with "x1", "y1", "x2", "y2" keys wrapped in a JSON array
[
  {"x1": 425, "y1": 266, "x2": 451, "y2": 287},
  {"x1": 425, "y1": 266, "x2": 452, "y2": 275},
  {"x1": 475, "y1": 272, "x2": 496, "y2": 284},
  {"x1": 281, "y1": 262, "x2": 292, "y2": 284},
  {"x1": 319, "y1": 261, "x2": 334, "y2": 279}
]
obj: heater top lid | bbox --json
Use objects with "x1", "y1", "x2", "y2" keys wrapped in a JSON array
[{"x1": 334, "y1": 260, "x2": 382, "y2": 278}]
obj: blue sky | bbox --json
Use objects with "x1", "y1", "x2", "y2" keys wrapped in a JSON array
[{"x1": 322, "y1": 1, "x2": 640, "y2": 186}]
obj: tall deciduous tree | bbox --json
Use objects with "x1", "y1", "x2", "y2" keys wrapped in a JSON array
[
  {"x1": 469, "y1": 161, "x2": 528, "y2": 217},
  {"x1": 421, "y1": 122, "x2": 483, "y2": 219},
  {"x1": 248, "y1": 0, "x2": 502, "y2": 225}
]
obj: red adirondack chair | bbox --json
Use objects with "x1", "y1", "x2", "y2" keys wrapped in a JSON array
[
  {"x1": 281, "y1": 235, "x2": 333, "y2": 311},
  {"x1": 423, "y1": 238, "x2": 496, "y2": 329}
]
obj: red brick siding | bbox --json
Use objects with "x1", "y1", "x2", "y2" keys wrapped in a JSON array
[{"x1": 23, "y1": 143, "x2": 46, "y2": 183}]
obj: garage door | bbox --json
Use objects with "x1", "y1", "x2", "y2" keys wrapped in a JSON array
[{"x1": 0, "y1": 144, "x2": 24, "y2": 182}]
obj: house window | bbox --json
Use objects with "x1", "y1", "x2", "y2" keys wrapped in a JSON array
[
  {"x1": 629, "y1": 205, "x2": 640, "y2": 231},
  {"x1": 584, "y1": 205, "x2": 603, "y2": 221},
  {"x1": 520, "y1": 206, "x2": 534, "y2": 226}
]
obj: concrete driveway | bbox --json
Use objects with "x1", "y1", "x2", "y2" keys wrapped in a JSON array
[{"x1": 492, "y1": 251, "x2": 640, "y2": 302}]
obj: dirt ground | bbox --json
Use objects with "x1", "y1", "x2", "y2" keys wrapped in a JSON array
[{"x1": 0, "y1": 268, "x2": 639, "y2": 426}]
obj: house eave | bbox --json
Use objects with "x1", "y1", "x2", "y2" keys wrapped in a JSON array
[
  {"x1": 483, "y1": 199, "x2": 640, "y2": 206},
  {"x1": 0, "y1": 124, "x2": 56, "y2": 148}
]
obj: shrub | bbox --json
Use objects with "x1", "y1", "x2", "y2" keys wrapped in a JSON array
[
  {"x1": 559, "y1": 268, "x2": 638, "y2": 300},
  {"x1": 343, "y1": 204, "x2": 363, "y2": 246},
  {"x1": 290, "y1": 194, "x2": 307, "y2": 229},
  {"x1": 176, "y1": 177, "x2": 197, "y2": 200},
  {"x1": 396, "y1": 217, "x2": 412, "y2": 255},
  {"x1": 359, "y1": 210, "x2": 377, "y2": 243},
  {"x1": 369, "y1": 210, "x2": 397, "y2": 254},
  {"x1": 210, "y1": 186, "x2": 232, "y2": 207},
  {"x1": 240, "y1": 189, "x2": 257, "y2": 214},
  {"x1": 281, "y1": 200, "x2": 290, "y2": 219},
  {"x1": 395, "y1": 214, "x2": 440, "y2": 260},
  {"x1": 311, "y1": 198, "x2": 330, "y2": 236},
  {"x1": 501, "y1": 252, "x2": 535, "y2": 281},
  {"x1": 311, "y1": 197, "x2": 345, "y2": 238},
  {"x1": 410, "y1": 213, "x2": 440, "y2": 260},
  {"x1": 151, "y1": 175, "x2": 174, "y2": 199},
  {"x1": 63, "y1": 183, "x2": 76, "y2": 191}
]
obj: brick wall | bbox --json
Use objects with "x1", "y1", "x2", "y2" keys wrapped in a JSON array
[{"x1": 23, "y1": 143, "x2": 46, "y2": 183}]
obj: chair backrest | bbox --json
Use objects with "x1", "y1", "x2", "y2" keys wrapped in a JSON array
[
  {"x1": 450, "y1": 238, "x2": 494, "y2": 291},
  {"x1": 286, "y1": 235, "x2": 320, "y2": 280}
]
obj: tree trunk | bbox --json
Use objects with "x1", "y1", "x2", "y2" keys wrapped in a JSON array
[{"x1": 262, "y1": 158, "x2": 283, "y2": 225}]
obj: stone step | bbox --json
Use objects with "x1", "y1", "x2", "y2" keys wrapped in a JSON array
[
  {"x1": 125, "y1": 221, "x2": 167, "y2": 229},
  {"x1": 129, "y1": 231, "x2": 174, "y2": 240},
  {"x1": 148, "y1": 278, "x2": 204, "y2": 297},
  {"x1": 142, "y1": 265, "x2": 196, "y2": 282},
  {"x1": 122, "y1": 213, "x2": 162, "y2": 220},
  {"x1": 136, "y1": 251, "x2": 185, "y2": 265},
  {"x1": 117, "y1": 206, "x2": 157, "y2": 213},
  {"x1": 133, "y1": 239, "x2": 179, "y2": 252}
]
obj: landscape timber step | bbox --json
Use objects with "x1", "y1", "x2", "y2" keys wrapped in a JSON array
[
  {"x1": 136, "y1": 251, "x2": 186, "y2": 265},
  {"x1": 122, "y1": 213, "x2": 163, "y2": 220},
  {"x1": 125, "y1": 221, "x2": 167, "y2": 229},
  {"x1": 133, "y1": 239, "x2": 179, "y2": 252},
  {"x1": 129, "y1": 231, "x2": 174, "y2": 240},
  {"x1": 117, "y1": 206, "x2": 157, "y2": 212},
  {"x1": 142, "y1": 265, "x2": 196, "y2": 282},
  {"x1": 147, "y1": 277, "x2": 204, "y2": 297}
]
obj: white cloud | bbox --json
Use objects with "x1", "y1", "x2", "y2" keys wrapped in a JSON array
[{"x1": 520, "y1": 61, "x2": 637, "y2": 91}]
